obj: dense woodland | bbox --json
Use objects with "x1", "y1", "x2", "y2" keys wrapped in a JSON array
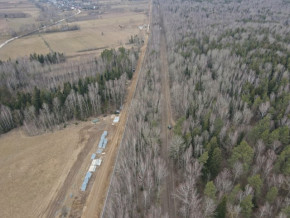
[
  {"x1": 105, "y1": 5, "x2": 167, "y2": 216},
  {"x1": 0, "y1": 48, "x2": 138, "y2": 135},
  {"x1": 105, "y1": 0, "x2": 289, "y2": 217}
]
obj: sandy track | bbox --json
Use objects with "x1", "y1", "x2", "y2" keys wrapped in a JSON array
[
  {"x1": 42, "y1": 124, "x2": 100, "y2": 217},
  {"x1": 0, "y1": 122, "x2": 92, "y2": 218},
  {"x1": 81, "y1": 22, "x2": 150, "y2": 218},
  {"x1": 159, "y1": 4, "x2": 177, "y2": 218}
]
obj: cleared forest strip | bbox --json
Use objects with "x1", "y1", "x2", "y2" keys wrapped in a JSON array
[
  {"x1": 81, "y1": 15, "x2": 150, "y2": 218},
  {"x1": 159, "y1": 3, "x2": 177, "y2": 217}
]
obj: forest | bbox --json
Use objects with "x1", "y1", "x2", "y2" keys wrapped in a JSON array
[
  {"x1": 104, "y1": 0, "x2": 289, "y2": 217},
  {"x1": 0, "y1": 47, "x2": 138, "y2": 135}
]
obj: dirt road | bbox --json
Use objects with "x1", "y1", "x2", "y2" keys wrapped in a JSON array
[
  {"x1": 81, "y1": 16, "x2": 150, "y2": 218},
  {"x1": 42, "y1": 124, "x2": 100, "y2": 217},
  {"x1": 0, "y1": 121, "x2": 95, "y2": 218},
  {"x1": 159, "y1": 4, "x2": 177, "y2": 218},
  {"x1": 0, "y1": 9, "x2": 81, "y2": 49}
]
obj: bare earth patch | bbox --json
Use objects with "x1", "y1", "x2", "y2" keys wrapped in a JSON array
[{"x1": 0, "y1": 121, "x2": 98, "y2": 218}]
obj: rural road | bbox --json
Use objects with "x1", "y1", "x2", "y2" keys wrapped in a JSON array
[
  {"x1": 0, "y1": 9, "x2": 81, "y2": 49},
  {"x1": 159, "y1": 2, "x2": 177, "y2": 218},
  {"x1": 82, "y1": 2, "x2": 152, "y2": 218}
]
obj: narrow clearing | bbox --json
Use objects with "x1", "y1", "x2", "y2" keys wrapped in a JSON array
[
  {"x1": 42, "y1": 123, "x2": 104, "y2": 217},
  {"x1": 159, "y1": 5, "x2": 177, "y2": 218},
  {"x1": 79, "y1": 26, "x2": 150, "y2": 218}
]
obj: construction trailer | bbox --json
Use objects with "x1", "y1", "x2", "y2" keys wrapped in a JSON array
[
  {"x1": 81, "y1": 171, "x2": 92, "y2": 191},
  {"x1": 91, "y1": 153, "x2": 96, "y2": 160},
  {"x1": 92, "y1": 159, "x2": 98, "y2": 166},
  {"x1": 98, "y1": 131, "x2": 108, "y2": 149},
  {"x1": 88, "y1": 158, "x2": 102, "y2": 173},
  {"x1": 96, "y1": 148, "x2": 103, "y2": 154},
  {"x1": 98, "y1": 137, "x2": 104, "y2": 148},
  {"x1": 89, "y1": 165, "x2": 97, "y2": 172},
  {"x1": 81, "y1": 131, "x2": 109, "y2": 191},
  {"x1": 102, "y1": 138, "x2": 108, "y2": 149},
  {"x1": 96, "y1": 158, "x2": 102, "y2": 166}
]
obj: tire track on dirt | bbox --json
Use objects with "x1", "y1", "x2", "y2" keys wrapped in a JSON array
[{"x1": 41, "y1": 124, "x2": 97, "y2": 218}]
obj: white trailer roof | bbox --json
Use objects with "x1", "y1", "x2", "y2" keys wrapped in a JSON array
[
  {"x1": 92, "y1": 159, "x2": 98, "y2": 166},
  {"x1": 89, "y1": 165, "x2": 96, "y2": 172},
  {"x1": 96, "y1": 159, "x2": 102, "y2": 166}
]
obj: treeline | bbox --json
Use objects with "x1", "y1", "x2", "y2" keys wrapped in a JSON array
[
  {"x1": 0, "y1": 47, "x2": 137, "y2": 91},
  {"x1": 0, "y1": 12, "x2": 27, "y2": 18},
  {"x1": 29, "y1": 52, "x2": 65, "y2": 64},
  {"x1": 43, "y1": 24, "x2": 80, "y2": 34},
  {"x1": 160, "y1": 0, "x2": 290, "y2": 217},
  {"x1": 0, "y1": 47, "x2": 137, "y2": 135},
  {"x1": 129, "y1": 34, "x2": 144, "y2": 45}
]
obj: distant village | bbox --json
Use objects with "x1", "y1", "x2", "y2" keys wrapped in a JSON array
[{"x1": 45, "y1": 0, "x2": 99, "y2": 11}]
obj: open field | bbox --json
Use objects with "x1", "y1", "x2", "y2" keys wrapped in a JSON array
[
  {"x1": 44, "y1": 12, "x2": 147, "y2": 57},
  {"x1": 0, "y1": 34, "x2": 50, "y2": 58},
  {"x1": 0, "y1": 0, "x2": 40, "y2": 41},
  {"x1": 0, "y1": 116, "x2": 116, "y2": 218},
  {"x1": 42, "y1": 115, "x2": 119, "y2": 217},
  {"x1": 0, "y1": 122, "x2": 86, "y2": 218},
  {"x1": 0, "y1": 0, "x2": 149, "y2": 60}
]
